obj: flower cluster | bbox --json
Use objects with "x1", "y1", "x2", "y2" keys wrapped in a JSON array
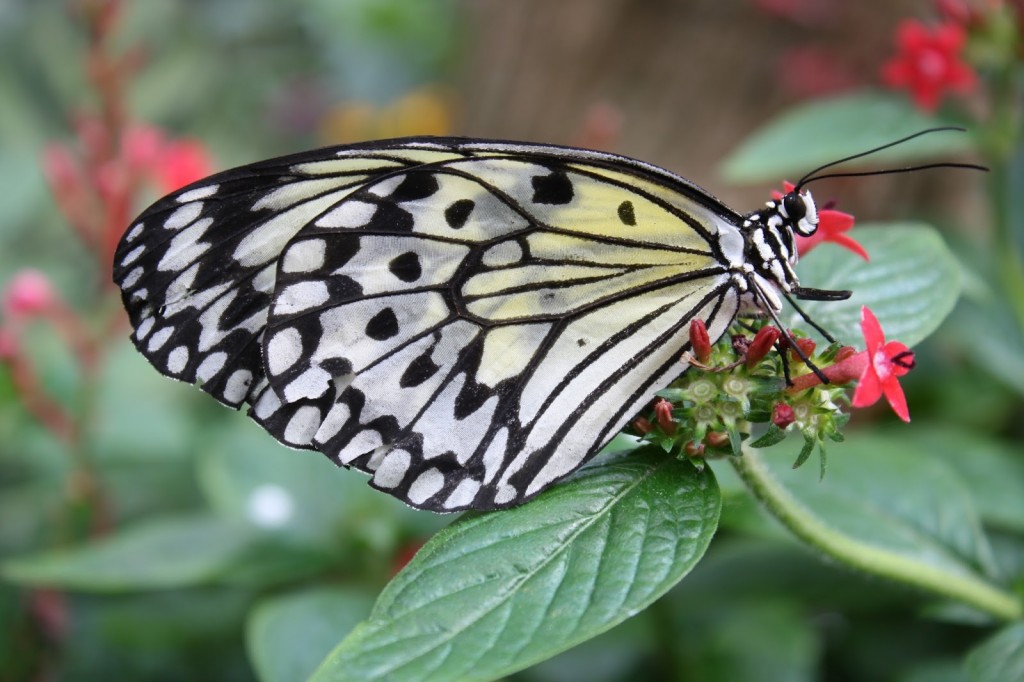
[{"x1": 633, "y1": 188, "x2": 915, "y2": 471}]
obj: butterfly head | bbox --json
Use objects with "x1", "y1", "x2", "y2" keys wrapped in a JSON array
[{"x1": 779, "y1": 189, "x2": 818, "y2": 237}]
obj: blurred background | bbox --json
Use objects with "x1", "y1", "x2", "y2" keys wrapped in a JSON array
[{"x1": 1, "y1": 1, "x2": 1020, "y2": 680}]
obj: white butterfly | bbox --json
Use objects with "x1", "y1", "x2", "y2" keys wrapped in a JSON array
[{"x1": 114, "y1": 137, "x2": 834, "y2": 511}]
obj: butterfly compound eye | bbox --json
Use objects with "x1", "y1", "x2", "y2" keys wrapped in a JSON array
[{"x1": 783, "y1": 193, "x2": 806, "y2": 223}]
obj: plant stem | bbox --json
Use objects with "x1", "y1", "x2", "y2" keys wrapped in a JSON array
[{"x1": 730, "y1": 448, "x2": 1023, "y2": 622}]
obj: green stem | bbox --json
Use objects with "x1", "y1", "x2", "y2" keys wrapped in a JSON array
[{"x1": 730, "y1": 448, "x2": 1022, "y2": 622}]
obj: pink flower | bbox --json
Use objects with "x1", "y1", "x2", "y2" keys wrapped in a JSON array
[
  {"x1": 774, "y1": 182, "x2": 866, "y2": 260},
  {"x1": 3, "y1": 270, "x2": 56, "y2": 318},
  {"x1": 881, "y1": 20, "x2": 977, "y2": 112},
  {"x1": 787, "y1": 306, "x2": 915, "y2": 422}
]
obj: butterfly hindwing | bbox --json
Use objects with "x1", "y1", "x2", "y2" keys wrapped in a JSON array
[{"x1": 115, "y1": 137, "x2": 748, "y2": 511}]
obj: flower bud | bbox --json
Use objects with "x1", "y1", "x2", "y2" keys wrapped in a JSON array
[
  {"x1": 772, "y1": 403, "x2": 796, "y2": 429},
  {"x1": 746, "y1": 326, "x2": 781, "y2": 368},
  {"x1": 689, "y1": 318, "x2": 712, "y2": 364},
  {"x1": 653, "y1": 398, "x2": 675, "y2": 434}
]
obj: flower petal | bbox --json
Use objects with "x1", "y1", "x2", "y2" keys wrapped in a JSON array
[
  {"x1": 852, "y1": 362, "x2": 884, "y2": 408},
  {"x1": 882, "y1": 373, "x2": 911, "y2": 422},
  {"x1": 859, "y1": 306, "x2": 885, "y2": 352}
]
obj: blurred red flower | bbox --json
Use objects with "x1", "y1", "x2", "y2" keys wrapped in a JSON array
[{"x1": 881, "y1": 20, "x2": 977, "y2": 112}]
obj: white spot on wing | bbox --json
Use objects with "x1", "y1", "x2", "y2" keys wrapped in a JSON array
[
  {"x1": 444, "y1": 478, "x2": 480, "y2": 509},
  {"x1": 164, "y1": 202, "x2": 203, "y2": 230},
  {"x1": 157, "y1": 218, "x2": 214, "y2": 272},
  {"x1": 122, "y1": 267, "x2": 143, "y2": 288},
  {"x1": 267, "y1": 327, "x2": 303, "y2": 376},
  {"x1": 178, "y1": 185, "x2": 219, "y2": 202},
  {"x1": 317, "y1": 200, "x2": 377, "y2": 229},
  {"x1": 284, "y1": 405, "x2": 322, "y2": 444},
  {"x1": 147, "y1": 327, "x2": 173, "y2": 352},
  {"x1": 337, "y1": 428, "x2": 383, "y2": 464},
  {"x1": 314, "y1": 401, "x2": 351, "y2": 444},
  {"x1": 282, "y1": 239, "x2": 326, "y2": 273},
  {"x1": 407, "y1": 468, "x2": 444, "y2": 504},
  {"x1": 121, "y1": 245, "x2": 145, "y2": 266},
  {"x1": 125, "y1": 223, "x2": 144, "y2": 242},
  {"x1": 166, "y1": 346, "x2": 189, "y2": 374},
  {"x1": 223, "y1": 369, "x2": 253, "y2": 403},
  {"x1": 373, "y1": 449, "x2": 411, "y2": 488},
  {"x1": 367, "y1": 174, "x2": 406, "y2": 197},
  {"x1": 135, "y1": 316, "x2": 155, "y2": 340},
  {"x1": 282, "y1": 366, "x2": 332, "y2": 402},
  {"x1": 196, "y1": 351, "x2": 227, "y2": 382},
  {"x1": 274, "y1": 281, "x2": 330, "y2": 315}
]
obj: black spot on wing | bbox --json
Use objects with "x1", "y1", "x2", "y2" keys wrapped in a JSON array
[
  {"x1": 392, "y1": 173, "x2": 439, "y2": 201},
  {"x1": 365, "y1": 307, "x2": 400, "y2": 340},
  {"x1": 400, "y1": 352, "x2": 440, "y2": 388},
  {"x1": 444, "y1": 199, "x2": 474, "y2": 229},
  {"x1": 388, "y1": 251, "x2": 422, "y2": 283},
  {"x1": 531, "y1": 170, "x2": 574, "y2": 205},
  {"x1": 617, "y1": 200, "x2": 636, "y2": 226},
  {"x1": 365, "y1": 202, "x2": 414, "y2": 233}
]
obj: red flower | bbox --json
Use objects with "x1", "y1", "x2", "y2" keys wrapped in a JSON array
[
  {"x1": 851, "y1": 306, "x2": 915, "y2": 422},
  {"x1": 153, "y1": 139, "x2": 214, "y2": 193},
  {"x1": 786, "y1": 306, "x2": 915, "y2": 422},
  {"x1": 881, "y1": 20, "x2": 977, "y2": 112},
  {"x1": 775, "y1": 182, "x2": 865, "y2": 260}
]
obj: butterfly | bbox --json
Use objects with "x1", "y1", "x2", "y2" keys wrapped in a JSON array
[{"x1": 113, "y1": 136, "x2": 848, "y2": 512}]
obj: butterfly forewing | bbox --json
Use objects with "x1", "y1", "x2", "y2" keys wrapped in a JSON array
[{"x1": 115, "y1": 137, "x2": 746, "y2": 511}]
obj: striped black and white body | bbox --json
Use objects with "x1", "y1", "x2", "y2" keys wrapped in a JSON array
[{"x1": 114, "y1": 136, "x2": 819, "y2": 512}]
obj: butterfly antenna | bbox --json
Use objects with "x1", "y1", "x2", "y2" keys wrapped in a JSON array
[
  {"x1": 795, "y1": 126, "x2": 971, "y2": 189},
  {"x1": 795, "y1": 162, "x2": 988, "y2": 188}
]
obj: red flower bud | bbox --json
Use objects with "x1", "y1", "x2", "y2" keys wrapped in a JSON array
[
  {"x1": 772, "y1": 403, "x2": 796, "y2": 429},
  {"x1": 689, "y1": 318, "x2": 712, "y2": 364},
  {"x1": 788, "y1": 336, "x2": 817, "y2": 363},
  {"x1": 684, "y1": 440, "x2": 706, "y2": 458},
  {"x1": 633, "y1": 417, "x2": 653, "y2": 434},
  {"x1": 746, "y1": 326, "x2": 781, "y2": 368},
  {"x1": 704, "y1": 431, "x2": 730, "y2": 448},
  {"x1": 653, "y1": 398, "x2": 675, "y2": 434}
]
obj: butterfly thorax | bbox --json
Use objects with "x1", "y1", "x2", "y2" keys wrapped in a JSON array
[{"x1": 735, "y1": 189, "x2": 818, "y2": 313}]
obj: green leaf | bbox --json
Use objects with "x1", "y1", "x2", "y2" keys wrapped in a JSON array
[
  {"x1": 2, "y1": 515, "x2": 265, "y2": 591},
  {"x1": 310, "y1": 448, "x2": 721, "y2": 682},
  {"x1": 965, "y1": 622, "x2": 1024, "y2": 682},
  {"x1": 720, "y1": 92, "x2": 974, "y2": 183},
  {"x1": 890, "y1": 428, "x2": 1024, "y2": 534},
  {"x1": 792, "y1": 224, "x2": 961, "y2": 348},
  {"x1": 757, "y1": 433, "x2": 1000, "y2": 581},
  {"x1": 247, "y1": 586, "x2": 375, "y2": 682}
]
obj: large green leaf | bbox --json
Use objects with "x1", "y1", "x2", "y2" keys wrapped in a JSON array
[
  {"x1": 791, "y1": 224, "x2": 961, "y2": 348},
  {"x1": 2, "y1": 515, "x2": 264, "y2": 591},
  {"x1": 720, "y1": 92, "x2": 974, "y2": 183},
  {"x1": 247, "y1": 586, "x2": 375, "y2": 682},
  {"x1": 310, "y1": 448, "x2": 720, "y2": 682},
  {"x1": 965, "y1": 622, "x2": 1024, "y2": 682}
]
